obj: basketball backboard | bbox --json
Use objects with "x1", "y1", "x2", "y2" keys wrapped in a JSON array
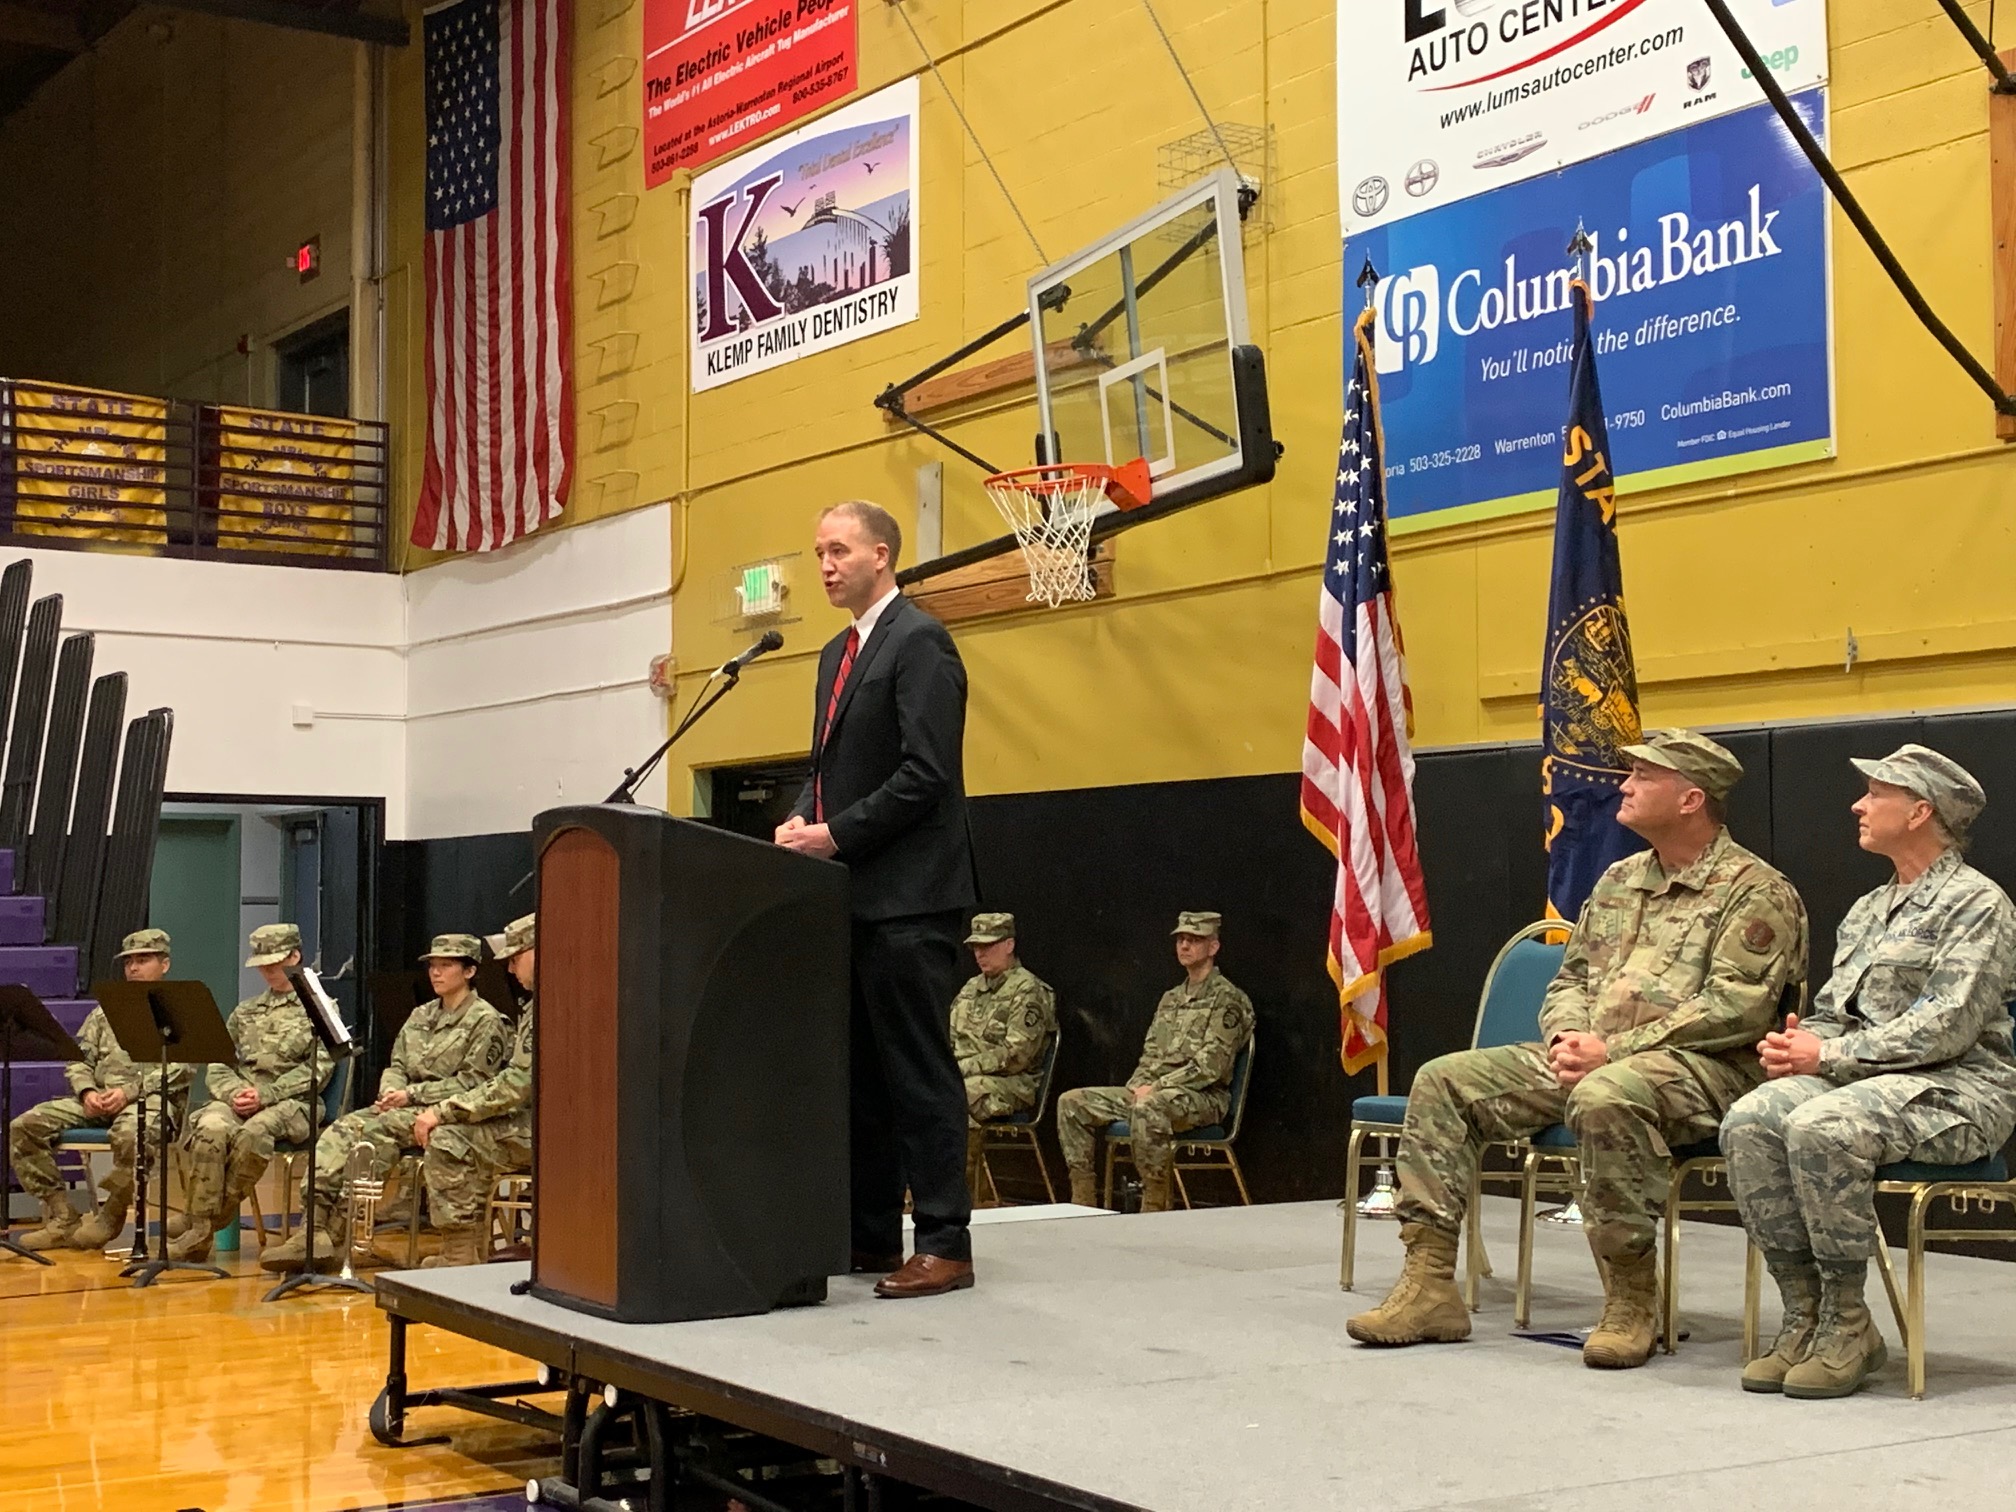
[{"x1": 1029, "y1": 166, "x2": 1270, "y2": 508}]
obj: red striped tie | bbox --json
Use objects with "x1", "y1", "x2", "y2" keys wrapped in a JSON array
[{"x1": 813, "y1": 627, "x2": 860, "y2": 822}]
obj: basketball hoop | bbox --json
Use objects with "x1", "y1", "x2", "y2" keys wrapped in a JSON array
[{"x1": 982, "y1": 459, "x2": 1152, "y2": 608}]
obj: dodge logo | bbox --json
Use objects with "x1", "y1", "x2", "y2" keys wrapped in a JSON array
[{"x1": 1687, "y1": 57, "x2": 1713, "y2": 91}]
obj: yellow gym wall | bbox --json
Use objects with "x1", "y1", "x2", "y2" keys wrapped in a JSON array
[{"x1": 379, "y1": 0, "x2": 2016, "y2": 805}]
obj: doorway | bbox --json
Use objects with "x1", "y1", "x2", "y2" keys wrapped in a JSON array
[{"x1": 274, "y1": 311, "x2": 351, "y2": 418}]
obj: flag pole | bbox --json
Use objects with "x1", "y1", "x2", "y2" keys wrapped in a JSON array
[{"x1": 1358, "y1": 251, "x2": 1388, "y2": 1100}]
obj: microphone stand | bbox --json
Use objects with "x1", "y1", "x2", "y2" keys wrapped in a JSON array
[{"x1": 509, "y1": 665, "x2": 753, "y2": 896}]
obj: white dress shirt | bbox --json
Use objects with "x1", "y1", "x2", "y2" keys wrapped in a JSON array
[{"x1": 851, "y1": 585, "x2": 901, "y2": 649}]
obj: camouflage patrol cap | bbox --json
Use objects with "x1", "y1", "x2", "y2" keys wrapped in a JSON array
[
  {"x1": 1619, "y1": 729, "x2": 1744, "y2": 801},
  {"x1": 116, "y1": 928, "x2": 172, "y2": 960},
  {"x1": 1172, "y1": 910, "x2": 1223, "y2": 938},
  {"x1": 1851, "y1": 744, "x2": 1987, "y2": 834},
  {"x1": 244, "y1": 924, "x2": 300, "y2": 967},
  {"x1": 420, "y1": 932, "x2": 485, "y2": 963},
  {"x1": 493, "y1": 914, "x2": 536, "y2": 960},
  {"x1": 964, "y1": 912, "x2": 1016, "y2": 945}
]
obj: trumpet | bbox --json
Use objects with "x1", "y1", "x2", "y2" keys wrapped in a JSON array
[{"x1": 337, "y1": 1141, "x2": 386, "y2": 1280}]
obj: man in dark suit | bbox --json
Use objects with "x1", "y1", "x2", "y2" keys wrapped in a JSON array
[{"x1": 776, "y1": 499, "x2": 978, "y2": 1298}]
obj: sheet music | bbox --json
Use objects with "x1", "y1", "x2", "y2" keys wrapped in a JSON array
[{"x1": 292, "y1": 966, "x2": 353, "y2": 1050}]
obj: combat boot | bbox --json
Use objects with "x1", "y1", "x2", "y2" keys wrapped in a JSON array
[
  {"x1": 166, "y1": 1211, "x2": 190, "y2": 1239},
  {"x1": 1138, "y1": 1173, "x2": 1173, "y2": 1213},
  {"x1": 1742, "y1": 1253, "x2": 1821, "y2": 1393},
  {"x1": 1783, "y1": 1264, "x2": 1887, "y2": 1399},
  {"x1": 18, "y1": 1196, "x2": 81, "y2": 1250},
  {"x1": 1069, "y1": 1169, "x2": 1101, "y2": 1208},
  {"x1": 259, "y1": 1203, "x2": 344, "y2": 1274},
  {"x1": 69, "y1": 1201, "x2": 129, "y2": 1250},
  {"x1": 420, "y1": 1224, "x2": 486, "y2": 1269},
  {"x1": 1345, "y1": 1223, "x2": 1471, "y2": 1346},
  {"x1": 1583, "y1": 1252, "x2": 1659, "y2": 1369},
  {"x1": 167, "y1": 1210, "x2": 218, "y2": 1262}
]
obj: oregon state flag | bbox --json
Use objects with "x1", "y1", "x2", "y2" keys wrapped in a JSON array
[{"x1": 1541, "y1": 282, "x2": 1642, "y2": 921}]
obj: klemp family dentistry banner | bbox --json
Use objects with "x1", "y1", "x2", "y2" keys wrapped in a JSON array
[
  {"x1": 690, "y1": 77, "x2": 918, "y2": 392},
  {"x1": 1353, "y1": 90, "x2": 1834, "y2": 528},
  {"x1": 1339, "y1": 0, "x2": 1828, "y2": 235}
]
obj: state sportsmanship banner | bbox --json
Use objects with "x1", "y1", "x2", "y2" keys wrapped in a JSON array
[
  {"x1": 1338, "y1": 0, "x2": 1828, "y2": 235},
  {"x1": 644, "y1": 0, "x2": 858, "y2": 188},
  {"x1": 211, "y1": 407, "x2": 362, "y2": 557},
  {"x1": 689, "y1": 77, "x2": 918, "y2": 392},
  {"x1": 1354, "y1": 91, "x2": 1835, "y2": 529},
  {"x1": 4, "y1": 381, "x2": 170, "y2": 546}
]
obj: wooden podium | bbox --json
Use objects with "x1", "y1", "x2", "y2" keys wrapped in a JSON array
[{"x1": 528, "y1": 805, "x2": 850, "y2": 1323}]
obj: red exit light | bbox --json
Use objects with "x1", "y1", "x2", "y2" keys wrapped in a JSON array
[{"x1": 295, "y1": 236, "x2": 321, "y2": 280}]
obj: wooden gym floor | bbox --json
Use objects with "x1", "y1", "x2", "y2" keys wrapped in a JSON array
[{"x1": 2, "y1": 1245, "x2": 555, "y2": 1512}]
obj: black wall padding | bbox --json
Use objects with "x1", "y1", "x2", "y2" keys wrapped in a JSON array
[
  {"x1": 57, "y1": 672, "x2": 126, "y2": 951},
  {"x1": 0, "y1": 560, "x2": 31, "y2": 759},
  {"x1": 379, "y1": 710, "x2": 2016, "y2": 1208},
  {"x1": 90, "y1": 708, "x2": 172, "y2": 988},
  {"x1": 0, "y1": 593, "x2": 60, "y2": 853},
  {"x1": 24, "y1": 633, "x2": 92, "y2": 905}
]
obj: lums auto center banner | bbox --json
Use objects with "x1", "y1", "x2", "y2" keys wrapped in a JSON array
[
  {"x1": 1338, "y1": 0, "x2": 1828, "y2": 235},
  {"x1": 1353, "y1": 90, "x2": 1834, "y2": 528}
]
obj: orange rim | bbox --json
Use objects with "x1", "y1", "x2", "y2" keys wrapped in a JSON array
[{"x1": 983, "y1": 458, "x2": 1152, "y2": 511}]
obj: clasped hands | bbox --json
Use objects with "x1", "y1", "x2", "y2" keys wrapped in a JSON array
[
  {"x1": 1757, "y1": 1014, "x2": 1822, "y2": 1079},
  {"x1": 80, "y1": 1087, "x2": 130, "y2": 1116},
  {"x1": 773, "y1": 815, "x2": 838, "y2": 859},
  {"x1": 1547, "y1": 1032, "x2": 1608, "y2": 1089}
]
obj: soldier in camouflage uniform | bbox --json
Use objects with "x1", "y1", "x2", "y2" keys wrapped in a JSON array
[
  {"x1": 1725, "y1": 745, "x2": 2016, "y2": 1399},
  {"x1": 949, "y1": 912, "x2": 1057, "y2": 1200},
  {"x1": 1348, "y1": 731, "x2": 1808, "y2": 1370},
  {"x1": 259, "y1": 933, "x2": 508, "y2": 1273},
  {"x1": 9, "y1": 929, "x2": 192, "y2": 1251},
  {"x1": 412, "y1": 913, "x2": 536, "y2": 1268},
  {"x1": 168, "y1": 924, "x2": 330, "y2": 1261},
  {"x1": 1056, "y1": 912, "x2": 1254, "y2": 1214}
]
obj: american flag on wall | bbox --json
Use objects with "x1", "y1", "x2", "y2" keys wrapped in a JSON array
[
  {"x1": 1299, "y1": 306, "x2": 1432, "y2": 1076},
  {"x1": 413, "y1": 0, "x2": 574, "y2": 553}
]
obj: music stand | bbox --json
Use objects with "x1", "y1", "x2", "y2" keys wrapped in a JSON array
[
  {"x1": 265, "y1": 965, "x2": 364, "y2": 1301},
  {"x1": 0, "y1": 985, "x2": 84, "y2": 1266},
  {"x1": 92, "y1": 980, "x2": 237, "y2": 1287}
]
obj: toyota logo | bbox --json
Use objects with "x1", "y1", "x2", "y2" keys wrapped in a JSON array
[
  {"x1": 1352, "y1": 176, "x2": 1390, "y2": 218},
  {"x1": 1404, "y1": 160, "x2": 1440, "y2": 198}
]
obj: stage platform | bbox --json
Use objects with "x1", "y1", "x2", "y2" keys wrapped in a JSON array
[{"x1": 375, "y1": 1198, "x2": 2016, "y2": 1511}]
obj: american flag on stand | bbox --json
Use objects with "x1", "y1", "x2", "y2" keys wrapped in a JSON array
[
  {"x1": 1299, "y1": 306, "x2": 1432, "y2": 1077},
  {"x1": 413, "y1": 0, "x2": 574, "y2": 553}
]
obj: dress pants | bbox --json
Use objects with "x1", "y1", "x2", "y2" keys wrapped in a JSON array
[{"x1": 850, "y1": 910, "x2": 972, "y2": 1261}]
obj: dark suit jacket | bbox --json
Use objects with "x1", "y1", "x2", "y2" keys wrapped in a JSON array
[{"x1": 793, "y1": 593, "x2": 978, "y2": 922}]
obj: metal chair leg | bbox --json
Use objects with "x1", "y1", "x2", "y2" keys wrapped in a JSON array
[
  {"x1": 1027, "y1": 1133, "x2": 1057, "y2": 1204},
  {"x1": 1661, "y1": 1176, "x2": 1681, "y2": 1355},
  {"x1": 1464, "y1": 1170, "x2": 1484, "y2": 1312},
  {"x1": 1341, "y1": 1125, "x2": 1367, "y2": 1290},
  {"x1": 1515, "y1": 1150, "x2": 1540, "y2": 1328},
  {"x1": 1907, "y1": 1187, "x2": 1932, "y2": 1400},
  {"x1": 1171, "y1": 1165, "x2": 1193, "y2": 1209},
  {"x1": 1873, "y1": 1235, "x2": 1907, "y2": 1348},
  {"x1": 1102, "y1": 1142, "x2": 1116, "y2": 1210},
  {"x1": 405, "y1": 1162, "x2": 424, "y2": 1268},
  {"x1": 1742, "y1": 1241, "x2": 1760, "y2": 1363},
  {"x1": 1224, "y1": 1149, "x2": 1251, "y2": 1206}
]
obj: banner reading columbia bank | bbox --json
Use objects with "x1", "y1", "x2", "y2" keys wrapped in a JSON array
[
  {"x1": 1355, "y1": 90, "x2": 1833, "y2": 527},
  {"x1": 1339, "y1": 0, "x2": 1827, "y2": 236}
]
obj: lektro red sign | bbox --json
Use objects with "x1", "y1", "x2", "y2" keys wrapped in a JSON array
[{"x1": 642, "y1": 0, "x2": 858, "y2": 189}]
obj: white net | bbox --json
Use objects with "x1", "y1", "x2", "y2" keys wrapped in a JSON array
[{"x1": 983, "y1": 466, "x2": 1108, "y2": 608}]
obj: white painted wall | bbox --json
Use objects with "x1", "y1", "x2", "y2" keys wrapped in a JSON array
[
  {"x1": 404, "y1": 506, "x2": 672, "y2": 839},
  {"x1": 6, "y1": 503, "x2": 672, "y2": 840}
]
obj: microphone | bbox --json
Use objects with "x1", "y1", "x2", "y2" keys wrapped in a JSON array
[{"x1": 711, "y1": 629, "x2": 784, "y2": 680}]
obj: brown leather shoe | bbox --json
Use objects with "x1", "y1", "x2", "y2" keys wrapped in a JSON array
[
  {"x1": 850, "y1": 1249, "x2": 904, "y2": 1274},
  {"x1": 874, "y1": 1253, "x2": 975, "y2": 1299}
]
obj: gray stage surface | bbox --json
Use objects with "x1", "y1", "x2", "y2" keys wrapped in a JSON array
[{"x1": 377, "y1": 1198, "x2": 2016, "y2": 1511}]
